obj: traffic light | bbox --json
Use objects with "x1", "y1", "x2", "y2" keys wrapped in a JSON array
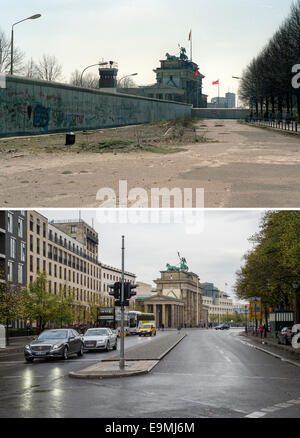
[
  {"x1": 108, "y1": 282, "x2": 121, "y2": 300},
  {"x1": 124, "y1": 282, "x2": 137, "y2": 300}
]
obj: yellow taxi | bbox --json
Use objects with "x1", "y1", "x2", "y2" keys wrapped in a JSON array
[{"x1": 138, "y1": 323, "x2": 156, "y2": 337}]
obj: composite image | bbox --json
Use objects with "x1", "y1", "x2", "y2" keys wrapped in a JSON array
[{"x1": 1, "y1": 0, "x2": 300, "y2": 429}]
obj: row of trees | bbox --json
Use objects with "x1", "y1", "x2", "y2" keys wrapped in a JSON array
[
  {"x1": 239, "y1": 0, "x2": 300, "y2": 115},
  {"x1": 0, "y1": 272, "x2": 100, "y2": 340},
  {"x1": 209, "y1": 312, "x2": 247, "y2": 324},
  {"x1": 0, "y1": 28, "x2": 137, "y2": 88},
  {"x1": 234, "y1": 211, "x2": 300, "y2": 323}
]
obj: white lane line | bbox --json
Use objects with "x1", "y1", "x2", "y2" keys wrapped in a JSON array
[
  {"x1": 274, "y1": 403, "x2": 293, "y2": 408},
  {"x1": 245, "y1": 411, "x2": 266, "y2": 418},
  {"x1": 261, "y1": 407, "x2": 280, "y2": 413}
]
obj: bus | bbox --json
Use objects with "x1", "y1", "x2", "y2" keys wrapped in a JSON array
[
  {"x1": 97, "y1": 307, "x2": 129, "y2": 335},
  {"x1": 127, "y1": 311, "x2": 156, "y2": 335}
]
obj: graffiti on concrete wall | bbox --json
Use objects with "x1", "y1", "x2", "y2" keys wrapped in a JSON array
[
  {"x1": 0, "y1": 79, "x2": 190, "y2": 136},
  {"x1": 33, "y1": 104, "x2": 50, "y2": 128}
]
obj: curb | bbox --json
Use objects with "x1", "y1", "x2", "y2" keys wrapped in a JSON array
[
  {"x1": 69, "y1": 334, "x2": 186, "y2": 379},
  {"x1": 69, "y1": 360, "x2": 159, "y2": 380},
  {"x1": 241, "y1": 337, "x2": 300, "y2": 369}
]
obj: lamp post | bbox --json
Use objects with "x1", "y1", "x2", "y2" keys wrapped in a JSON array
[
  {"x1": 292, "y1": 281, "x2": 300, "y2": 324},
  {"x1": 118, "y1": 73, "x2": 138, "y2": 87},
  {"x1": 80, "y1": 62, "x2": 107, "y2": 86},
  {"x1": 232, "y1": 76, "x2": 241, "y2": 108},
  {"x1": 11, "y1": 14, "x2": 41, "y2": 75}
]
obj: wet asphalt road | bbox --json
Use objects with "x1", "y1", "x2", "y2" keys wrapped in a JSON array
[{"x1": 1, "y1": 329, "x2": 300, "y2": 418}]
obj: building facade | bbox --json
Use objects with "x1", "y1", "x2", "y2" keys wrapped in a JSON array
[
  {"x1": 136, "y1": 269, "x2": 208, "y2": 328},
  {"x1": 101, "y1": 263, "x2": 136, "y2": 306},
  {"x1": 201, "y1": 282, "x2": 233, "y2": 322},
  {"x1": 118, "y1": 49, "x2": 207, "y2": 108},
  {"x1": 0, "y1": 210, "x2": 27, "y2": 288}
]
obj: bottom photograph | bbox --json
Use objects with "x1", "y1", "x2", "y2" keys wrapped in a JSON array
[{"x1": 0, "y1": 208, "x2": 300, "y2": 421}]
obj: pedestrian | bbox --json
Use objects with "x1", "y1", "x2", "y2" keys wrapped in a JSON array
[
  {"x1": 258, "y1": 324, "x2": 263, "y2": 339},
  {"x1": 161, "y1": 323, "x2": 164, "y2": 331},
  {"x1": 263, "y1": 323, "x2": 268, "y2": 338}
]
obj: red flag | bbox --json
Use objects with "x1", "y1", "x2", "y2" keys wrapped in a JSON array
[
  {"x1": 212, "y1": 80, "x2": 219, "y2": 85},
  {"x1": 193, "y1": 70, "x2": 198, "y2": 79},
  {"x1": 189, "y1": 30, "x2": 192, "y2": 41}
]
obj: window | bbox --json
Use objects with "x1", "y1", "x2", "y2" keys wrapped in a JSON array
[
  {"x1": 30, "y1": 215, "x2": 33, "y2": 232},
  {"x1": 36, "y1": 218, "x2": 40, "y2": 235},
  {"x1": 30, "y1": 255, "x2": 33, "y2": 272},
  {"x1": 18, "y1": 264, "x2": 23, "y2": 284},
  {"x1": 36, "y1": 258, "x2": 40, "y2": 272},
  {"x1": 7, "y1": 212, "x2": 13, "y2": 233},
  {"x1": 18, "y1": 217, "x2": 23, "y2": 238},
  {"x1": 8, "y1": 261, "x2": 13, "y2": 281},
  {"x1": 10, "y1": 237, "x2": 16, "y2": 258},
  {"x1": 71, "y1": 226, "x2": 77, "y2": 233},
  {"x1": 20, "y1": 242, "x2": 26, "y2": 262},
  {"x1": 37, "y1": 238, "x2": 40, "y2": 255},
  {"x1": 49, "y1": 262, "x2": 52, "y2": 275},
  {"x1": 43, "y1": 222, "x2": 46, "y2": 238}
]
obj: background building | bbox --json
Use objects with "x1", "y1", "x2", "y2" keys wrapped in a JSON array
[
  {"x1": 208, "y1": 92, "x2": 236, "y2": 108},
  {"x1": 201, "y1": 282, "x2": 233, "y2": 322},
  {"x1": 136, "y1": 268, "x2": 208, "y2": 328},
  {"x1": 0, "y1": 210, "x2": 27, "y2": 328},
  {"x1": 118, "y1": 49, "x2": 207, "y2": 108},
  {"x1": 101, "y1": 263, "x2": 136, "y2": 306}
]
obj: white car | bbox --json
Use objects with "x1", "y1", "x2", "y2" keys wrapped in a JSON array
[{"x1": 83, "y1": 328, "x2": 118, "y2": 351}]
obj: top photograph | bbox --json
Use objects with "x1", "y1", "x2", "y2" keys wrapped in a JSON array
[{"x1": 0, "y1": 0, "x2": 300, "y2": 208}]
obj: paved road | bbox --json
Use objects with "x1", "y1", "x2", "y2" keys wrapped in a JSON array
[{"x1": 1, "y1": 329, "x2": 300, "y2": 418}]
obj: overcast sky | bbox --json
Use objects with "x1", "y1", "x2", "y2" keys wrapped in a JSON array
[
  {"x1": 37, "y1": 209, "x2": 265, "y2": 302},
  {"x1": 1, "y1": 0, "x2": 294, "y2": 101}
]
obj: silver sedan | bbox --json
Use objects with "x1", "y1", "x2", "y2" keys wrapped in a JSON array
[{"x1": 83, "y1": 328, "x2": 118, "y2": 351}]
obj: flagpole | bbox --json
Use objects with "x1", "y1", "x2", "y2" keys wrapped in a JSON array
[
  {"x1": 190, "y1": 30, "x2": 192, "y2": 61},
  {"x1": 218, "y1": 80, "x2": 220, "y2": 106}
]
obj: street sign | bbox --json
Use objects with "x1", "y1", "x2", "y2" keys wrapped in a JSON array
[{"x1": 249, "y1": 298, "x2": 262, "y2": 319}]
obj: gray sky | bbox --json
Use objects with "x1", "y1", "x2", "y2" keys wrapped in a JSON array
[
  {"x1": 1, "y1": 0, "x2": 294, "y2": 100},
  {"x1": 37, "y1": 209, "x2": 265, "y2": 301}
]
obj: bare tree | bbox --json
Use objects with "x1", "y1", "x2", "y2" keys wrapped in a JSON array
[
  {"x1": 22, "y1": 57, "x2": 39, "y2": 78},
  {"x1": 34, "y1": 54, "x2": 63, "y2": 82},
  {"x1": 0, "y1": 28, "x2": 24, "y2": 73},
  {"x1": 70, "y1": 69, "x2": 99, "y2": 88},
  {"x1": 118, "y1": 76, "x2": 137, "y2": 89}
]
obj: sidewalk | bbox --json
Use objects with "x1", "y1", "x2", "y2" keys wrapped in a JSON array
[
  {"x1": 240, "y1": 331, "x2": 300, "y2": 367},
  {"x1": 69, "y1": 331, "x2": 186, "y2": 379},
  {"x1": 0, "y1": 336, "x2": 35, "y2": 355}
]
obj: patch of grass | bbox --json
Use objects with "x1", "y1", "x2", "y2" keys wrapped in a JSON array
[
  {"x1": 80, "y1": 139, "x2": 133, "y2": 152},
  {"x1": 61, "y1": 170, "x2": 73, "y2": 174}
]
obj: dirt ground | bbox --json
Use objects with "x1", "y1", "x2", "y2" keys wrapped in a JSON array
[{"x1": 1, "y1": 119, "x2": 300, "y2": 208}]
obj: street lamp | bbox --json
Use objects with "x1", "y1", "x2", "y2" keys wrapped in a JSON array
[
  {"x1": 232, "y1": 76, "x2": 241, "y2": 108},
  {"x1": 80, "y1": 62, "x2": 107, "y2": 86},
  {"x1": 118, "y1": 73, "x2": 138, "y2": 87},
  {"x1": 11, "y1": 14, "x2": 41, "y2": 75}
]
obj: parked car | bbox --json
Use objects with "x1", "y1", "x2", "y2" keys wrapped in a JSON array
[
  {"x1": 277, "y1": 327, "x2": 293, "y2": 345},
  {"x1": 83, "y1": 327, "x2": 118, "y2": 351},
  {"x1": 215, "y1": 324, "x2": 230, "y2": 330},
  {"x1": 138, "y1": 323, "x2": 157, "y2": 337},
  {"x1": 24, "y1": 329, "x2": 84, "y2": 362}
]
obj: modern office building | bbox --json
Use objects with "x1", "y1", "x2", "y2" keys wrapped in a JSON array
[
  {"x1": 208, "y1": 92, "x2": 236, "y2": 109},
  {"x1": 201, "y1": 282, "x2": 233, "y2": 321}
]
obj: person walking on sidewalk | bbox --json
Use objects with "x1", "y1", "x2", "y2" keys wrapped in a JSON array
[
  {"x1": 258, "y1": 324, "x2": 264, "y2": 339},
  {"x1": 263, "y1": 323, "x2": 268, "y2": 338}
]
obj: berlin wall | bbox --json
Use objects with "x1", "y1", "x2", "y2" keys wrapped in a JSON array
[
  {"x1": 0, "y1": 75, "x2": 192, "y2": 137},
  {"x1": 192, "y1": 108, "x2": 249, "y2": 119}
]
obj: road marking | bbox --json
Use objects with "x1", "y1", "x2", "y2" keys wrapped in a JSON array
[
  {"x1": 261, "y1": 407, "x2": 280, "y2": 413},
  {"x1": 274, "y1": 403, "x2": 293, "y2": 408},
  {"x1": 287, "y1": 399, "x2": 300, "y2": 404},
  {"x1": 245, "y1": 411, "x2": 266, "y2": 418}
]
